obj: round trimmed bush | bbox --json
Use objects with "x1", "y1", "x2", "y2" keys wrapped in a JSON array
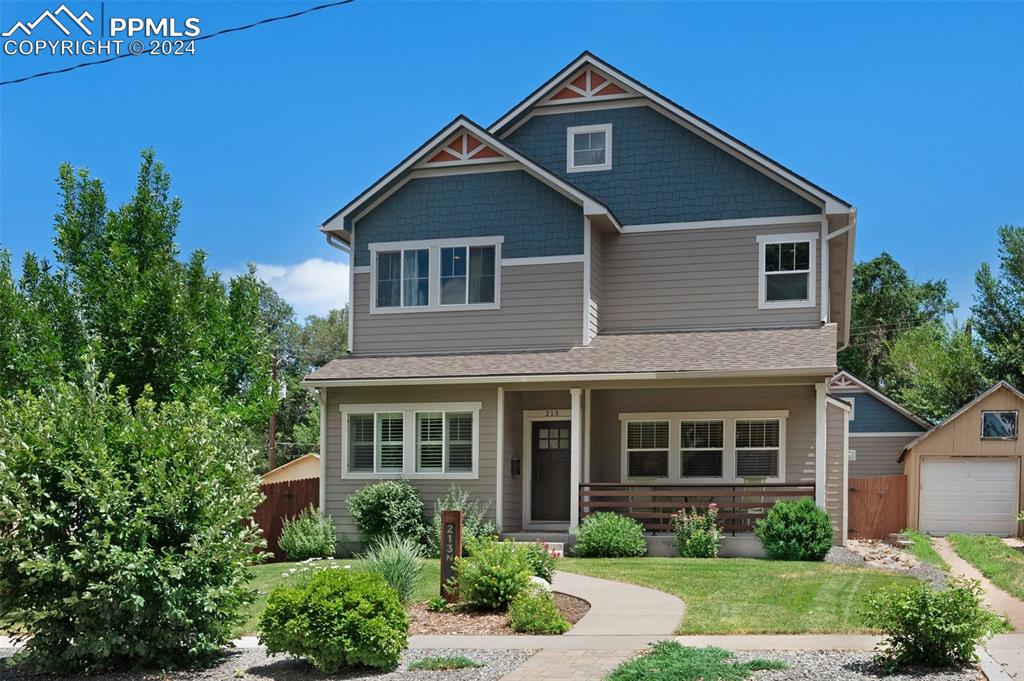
[
  {"x1": 259, "y1": 568, "x2": 408, "y2": 672},
  {"x1": 347, "y1": 479, "x2": 425, "y2": 545},
  {"x1": 572, "y1": 512, "x2": 648, "y2": 558},
  {"x1": 455, "y1": 538, "x2": 532, "y2": 609},
  {"x1": 754, "y1": 498, "x2": 834, "y2": 561},
  {"x1": 279, "y1": 505, "x2": 337, "y2": 560}
]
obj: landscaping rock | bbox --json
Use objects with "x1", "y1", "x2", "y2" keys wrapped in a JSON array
[
  {"x1": 0, "y1": 648, "x2": 534, "y2": 680},
  {"x1": 530, "y1": 575, "x2": 552, "y2": 591},
  {"x1": 829, "y1": 540, "x2": 947, "y2": 589},
  {"x1": 733, "y1": 650, "x2": 979, "y2": 680},
  {"x1": 825, "y1": 546, "x2": 866, "y2": 566}
]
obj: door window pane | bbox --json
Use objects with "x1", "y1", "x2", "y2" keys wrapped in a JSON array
[
  {"x1": 376, "y1": 252, "x2": 401, "y2": 307},
  {"x1": 402, "y1": 249, "x2": 429, "y2": 307},
  {"x1": 440, "y1": 246, "x2": 467, "y2": 304},
  {"x1": 468, "y1": 246, "x2": 496, "y2": 304}
]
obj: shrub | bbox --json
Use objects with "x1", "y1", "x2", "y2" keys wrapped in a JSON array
[
  {"x1": 408, "y1": 655, "x2": 483, "y2": 671},
  {"x1": 863, "y1": 578, "x2": 996, "y2": 669},
  {"x1": 426, "y1": 484, "x2": 497, "y2": 557},
  {"x1": 259, "y1": 568, "x2": 408, "y2": 672},
  {"x1": 360, "y1": 534, "x2": 425, "y2": 604},
  {"x1": 607, "y1": 641, "x2": 786, "y2": 681},
  {"x1": 425, "y1": 596, "x2": 448, "y2": 612},
  {"x1": 522, "y1": 541, "x2": 558, "y2": 583},
  {"x1": 754, "y1": 498, "x2": 834, "y2": 561},
  {"x1": 0, "y1": 375, "x2": 265, "y2": 673},
  {"x1": 573, "y1": 512, "x2": 648, "y2": 558},
  {"x1": 348, "y1": 479, "x2": 426, "y2": 545},
  {"x1": 672, "y1": 505, "x2": 722, "y2": 558},
  {"x1": 508, "y1": 587, "x2": 570, "y2": 634},
  {"x1": 455, "y1": 538, "x2": 531, "y2": 609},
  {"x1": 278, "y1": 505, "x2": 337, "y2": 561}
]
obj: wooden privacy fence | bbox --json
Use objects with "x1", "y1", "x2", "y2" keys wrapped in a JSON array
[
  {"x1": 579, "y1": 482, "x2": 816, "y2": 534},
  {"x1": 847, "y1": 474, "x2": 907, "y2": 540},
  {"x1": 254, "y1": 477, "x2": 319, "y2": 561}
]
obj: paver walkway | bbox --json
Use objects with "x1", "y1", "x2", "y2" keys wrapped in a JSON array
[{"x1": 932, "y1": 538, "x2": 1024, "y2": 630}]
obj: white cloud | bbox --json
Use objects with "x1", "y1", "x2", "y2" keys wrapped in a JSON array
[{"x1": 252, "y1": 257, "x2": 349, "y2": 319}]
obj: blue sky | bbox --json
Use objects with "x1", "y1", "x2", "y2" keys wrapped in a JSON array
[{"x1": 1, "y1": 1, "x2": 1022, "y2": 319}]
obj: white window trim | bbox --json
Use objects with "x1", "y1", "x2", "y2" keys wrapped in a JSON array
[
  {"x1": 566, "y1": 123, "x2": 612, "y2": 173},
  {"x1": 846, "y1": 397, "x2": 856, "y2": 421},
  {"x1": 369, "y1": 237, "x2": 503, "y2": 314},
  {"x1": 756, "y1": 232, "x2": 818, "y2": 310},
  {"x1": 848, "y1": 449, "x2": 857, "y2": 461},
  {"x1": 618, "y1": 411, "x2": 788, "y2": 483},
  {"x1": 340, "y1": 402, "x2": 481, "y2": 480},
  {"x1": 981, "y1": 409, "x2": 1018, "y2": 440}
]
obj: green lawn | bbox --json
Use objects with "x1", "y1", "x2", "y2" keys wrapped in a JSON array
[
  {"x1": 559, "y1": 557, "x2": 914, "y2": 634},
  {"x1": 948, "y1": 534, "x2": 1024, "y2": 601},
  {"x1": 901, "y1": 529, "x2": 950, "y2": 570},
  {"x1": 239, "y1": 559, "x2": 441, "y2": 635}
]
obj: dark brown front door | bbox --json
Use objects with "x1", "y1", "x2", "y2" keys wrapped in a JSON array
[{"x1": 531, "y1": 421, "x2": 571, "y2": 522}]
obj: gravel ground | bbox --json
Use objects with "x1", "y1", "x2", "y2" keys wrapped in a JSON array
[
  {"x1": 0, "y1": 648, "x2": 534, "y2": 680},
  {"x1": 826, "y1": 546, "x2": 946, "y2": 589},
  {"x1": 733, "y1": 650, "x2": 982, "y2": 680}
]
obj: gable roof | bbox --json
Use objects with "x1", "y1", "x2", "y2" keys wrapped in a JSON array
[
  {"x1": 898, "y1": 381, "x2": 1024, "y2": 460},
  {"x1": 260, "y1": 452, "x2": 319, "y2": 481},
  {"x1": 830, "y1": 370, "x2": 932, "y2": 430},
  {"x1": 489, "y1": 51, "x2": 853, "y2": 216},
  {"x1": 321, "y1": 115, "x2": 621, "y2": 241}
]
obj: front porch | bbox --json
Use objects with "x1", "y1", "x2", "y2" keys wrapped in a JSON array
[{"x1": 497, "y1": 381, "x2": 845, "y2": 545}]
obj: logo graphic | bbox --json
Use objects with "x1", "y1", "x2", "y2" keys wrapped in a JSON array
[{"x1": 2, "y1": 4, "x2": 94, "y2": 37}]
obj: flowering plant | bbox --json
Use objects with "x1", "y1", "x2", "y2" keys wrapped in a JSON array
[{"x1": 671, "y1": 503, "x2": 722, "y2": 558}]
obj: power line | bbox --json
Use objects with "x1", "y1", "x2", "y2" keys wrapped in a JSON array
[{"x1": 1, "y1": 0, "x2": 355, "y2": 87}]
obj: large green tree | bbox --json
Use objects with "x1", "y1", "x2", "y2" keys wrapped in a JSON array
[
  {"x1": 838, "y1": 253, "x2": 956, "y2": 389},
  {"x1": 972, "y1": 225, "x2": 1024, "y2": 390},
  {"x1": 885, "y1": 321, "x2": 989, "y2": 422}
]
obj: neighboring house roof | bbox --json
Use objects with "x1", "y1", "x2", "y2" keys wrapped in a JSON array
[
  {"x1": 489, "y1": 51, "x2": 853, "y2": 215},
  {"x1": 261, "y1": 453, "x2": 320, "y2": 483},
  {"x1": 304, "y1": 325, "x2": 837, "y2": 385},
  {"x1": 830, "y1": 370, "x2": 932, "y2": 430},
  {"x1": 321, "y1": 115, "x2": 621, "y2": 241},
  {"x1": 898, "y1": 381, "x2": 1024, "y2": 461}
]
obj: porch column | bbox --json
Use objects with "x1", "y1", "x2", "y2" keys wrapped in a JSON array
[
  {"x1": 495, "y1": 387, "x2": 504, "y2": 532},
  {"x1": 569, "y1": 387, "x2": 583, "y2": 531},
  {"x1": 815, "y1": 382, "x2": 827, "y2": 507}
]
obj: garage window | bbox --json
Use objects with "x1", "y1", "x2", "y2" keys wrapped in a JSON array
[{"x1": 982, "y1": 410, "x2": 1018, "y2": 439}]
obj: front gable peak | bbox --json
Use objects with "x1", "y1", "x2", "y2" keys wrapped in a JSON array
[
  {"x1": 545, "y1": 66, "x2": 635, "y2": 103},
  {"x1": 423, "y1": 131, "x2": 506, "y2": 167}
]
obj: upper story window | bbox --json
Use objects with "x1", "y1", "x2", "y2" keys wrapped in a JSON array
[
  {"x1": 981, "y1": 410, "x2": 1017, "y2": 439},
  {"x1": 566, "y1": 124, "x2": 612, "y2": 173},
  {"x1": 370, "y1": 237, "x2": 502, "y2": 313},
  {"x1": 757, "y1": 233, "x2": 818, "y2": 310}
]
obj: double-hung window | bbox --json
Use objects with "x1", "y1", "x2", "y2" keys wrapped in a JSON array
[
  {"x1": 376, "y1": 248, "x2": 429, "y2": 308},
  {"x1": 415, "y1": 411, "x2": 475, "y2": 473},
  {"x1": 625, "y1": 421, "x2": 669, "y2": 478},
  {"x1": 566, "y1": 124, "x2": 612, "y2": 172},
  {"x1": 343, "y1": 402, "x2": 480, "y2": 478},
  {"x1": 735, "y1": 419, "x2": 781, "y2": 479},
  {"x1": 981, "y1": 410, "x2": 1018, "y2": 439},
  {"x1": 680, "y1": 420, "x2": 724, "y2": 478},
  {"x1": 757, "y1": 233, "x2": 817, "y2": 309},
  {"x1": 371, "y1": 237, "x2": 501, "y2": 312}
]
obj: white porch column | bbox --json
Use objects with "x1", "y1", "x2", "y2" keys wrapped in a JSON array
[
  {"x1": 569, "y1": 387, "x2": 583, "y2": 531},
  {"x1": 814, "y1": 382, "x2": 827, "y2": 508},
  {"x1": 495, "y1": 387, "x2": 504, "y2": 532}
]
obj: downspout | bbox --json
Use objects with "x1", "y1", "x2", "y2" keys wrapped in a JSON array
[{"x1": 323, "y1": 232, "x2": 354, "y2": 354}]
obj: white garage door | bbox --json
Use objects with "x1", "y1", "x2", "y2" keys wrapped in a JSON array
[{"x1": 920, "y1": 458, "x2": 1019, "y2": 536}]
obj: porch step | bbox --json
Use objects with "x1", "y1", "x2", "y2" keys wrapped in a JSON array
[{"x1": 500, "y1": 532, "x2": 570, "y2": 557}]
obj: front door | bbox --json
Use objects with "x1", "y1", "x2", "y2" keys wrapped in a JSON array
[{"x1": 531, "y1": 420, "x2": 571, "y2": 522}]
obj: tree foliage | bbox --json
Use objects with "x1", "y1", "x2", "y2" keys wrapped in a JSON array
[
  {"x1": 838, "y1": 253, "x2": 956, "y2": 389},
  {"x1": 973, "y1": 225, "x2": 1024, "y2": 390}
]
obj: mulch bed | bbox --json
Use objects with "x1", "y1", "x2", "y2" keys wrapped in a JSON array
[{"x1": 408, "y1": 592, "x2": 590, "y2": 635}]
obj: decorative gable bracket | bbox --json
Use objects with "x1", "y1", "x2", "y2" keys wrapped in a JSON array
[
  {"x1": 545, "y1": 67, "x2": 634, "y2": 103},
  {"x1": 424, "y1": 132, "x2": 506, "y2": 167}
]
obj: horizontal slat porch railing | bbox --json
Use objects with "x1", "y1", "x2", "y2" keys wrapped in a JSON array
[{"x1": 579, "y1": 482, "x2": 816, "y2": 535}]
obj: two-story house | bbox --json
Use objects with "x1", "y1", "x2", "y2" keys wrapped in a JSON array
[{"x1": 305, "y1": 53, "x2": 858, "y2": 551}]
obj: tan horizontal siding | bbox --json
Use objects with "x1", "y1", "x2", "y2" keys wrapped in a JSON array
[
  {"x1": 825, "y1": 403, "x2": 847, "y2": 544},
  {"x1": 601, "y1": 224, "x2": 822, "y2": 333},
  {"x1": 352, "y1": 263, "x2": 583, "y2": 354}
]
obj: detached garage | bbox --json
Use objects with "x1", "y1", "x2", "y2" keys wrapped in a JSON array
[{"x1": 902, "y1": 382, "x2": 1024, "y2": 537}]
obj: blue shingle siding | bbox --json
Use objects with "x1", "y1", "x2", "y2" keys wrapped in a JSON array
[
  {"x1": 353, "y1": 170, "x2": 583, "y2": 267},
  {"x1": 505, "y1": 106, "x2": 821, "y2": 226},
  {"x1": 837, "y1": 391, "x2": 927, "y2": 434}
]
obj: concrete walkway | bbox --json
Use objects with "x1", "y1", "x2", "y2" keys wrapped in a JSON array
[{"x1": 933, "y1": 538, "x2": 1024, "y2": 630}]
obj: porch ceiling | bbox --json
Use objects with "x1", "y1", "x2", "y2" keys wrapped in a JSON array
[{"x1": 304, "y1": 325, "x2": 837, "y2": 384}]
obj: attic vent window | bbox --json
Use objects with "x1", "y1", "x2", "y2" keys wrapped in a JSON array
[
  {"x1": 982, "y1": 410, "x2": 1017, "y2": 439},
  {"x1": 567, "y1": 124, "x2": 612, "y2": 173}
]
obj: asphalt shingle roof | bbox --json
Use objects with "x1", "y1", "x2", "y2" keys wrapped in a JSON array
[{"x1": 305, "y1": 325, "x2": 838, "y2": 383}]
